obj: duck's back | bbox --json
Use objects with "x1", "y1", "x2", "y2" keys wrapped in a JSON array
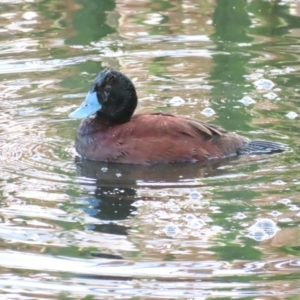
[{"x1": 74, "y1": 113, "x2": 253, "y2": 164}]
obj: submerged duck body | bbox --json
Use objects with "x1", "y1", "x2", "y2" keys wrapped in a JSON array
[{"x1": 69, "y1": 69, "x2": 287, "y2": 164}]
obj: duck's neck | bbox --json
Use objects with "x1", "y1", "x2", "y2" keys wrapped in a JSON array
[{"x1": 95, "y1": 110, "x2": 133, "y2": 125}]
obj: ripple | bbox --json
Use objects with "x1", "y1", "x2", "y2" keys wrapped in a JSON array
[
  {"x1": 0, "y1": 38, "x2": 38, "y2": 54},
  {"x1": 136, "y1": 34, "x2": 210, "y2": 43},
  {"x1": 127, "y1": 49, "x2": 212, "y2": 58},
  {"x1": 0, "y1": 57, "x2": 86, "y2": 74},
  {"x1": 0, "y1": 272, "x2": 274, "y2": 299}
]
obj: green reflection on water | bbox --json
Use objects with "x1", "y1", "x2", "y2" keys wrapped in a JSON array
[
  {"x1": 249, "y1": 0, "x2": 300, "y2": 37},
  {"x1": 208, "y1": 0, "x2": 300, "y2": 136},
  {"x1": 281, "y1": 245, "x2": 300, "y2": 256},
  {"x1": 66, "y1": 0, "x2": 116, "y2": 45},
  {"x1": 209, "y1": 0, "x2": 253, "y2": 132},
  {"x1": 59, "y1": 62, "x2": 105, "y2": 91},
  {"x1": 212, "y1": 0, "x2": 252, "y2": 43},
  {"x1": 209, "y1": 243, "x2": 261, "y2": 261}
]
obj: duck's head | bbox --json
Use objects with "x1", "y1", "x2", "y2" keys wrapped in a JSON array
[{"x1": 69, "y1": 69, "x2": 138, "y2": 124}]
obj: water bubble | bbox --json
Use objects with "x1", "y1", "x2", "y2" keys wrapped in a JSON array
[
  {"x1": 169, "y1": 96, "x2": 185, "y2": 106},
  {"x1": 288, "y1": 205, "x2": 299, "y2": 211},
  {"x1": 132, "y1": 200, "x2": 145, "y2": 207},
  {"x1": 170, "y1": 205, "x2": 180, "y2": 213},
  {"x1": 186, "y1": 219, "x2": 205, "y2": 229},
  {"x1": 268, "y1": 210, "x2": 282, "y2": 217},
  {"x1": 101, "y1": 167, "x2": 108, "y2": 172},
  {"x1": 159, "y1": 191, "x2": 169, "y2": 197},
  {"x1": 239, "y1": 96, "x2": 256, "y2": 106},
  {"x1": 286, "y1": 111, "x2": 298, "y2": 119},
  {"x1": 251, "y1": 218, "x2": 278, "y2": 234},
  {"x1": 185, "y1": 214, "x2": 205, "y2": 229},
  {"x1": 201, "y1": 107, "x2": 215, "y2": 117},
  {"x1": 253, "y1": 79, "x2": 275, "y2": 90},
  {"x1": 164, "y1": 223, "x2": 180, "y2": 237},
  {"x1": 272, "y1": 180, "x2": 286, "y2": 185},
  {"x1": 116, "y1": 173, "x2": 122, "y2": 177},
  {"x1": 236, "y1": 212, "x2": 246, "y2": 219},
  {"x1": 278, "y1": 198, "x2": 291, "y2": 205},
  {"x1": 198, "y1": 219, "x2": 206, "y2": 226},
  {"x1": 188, "y1": 190, "x2": 202, "y2": 200},
  {"x1": 185, "y1": 214, "x2": 197, "y2": 222},
  {"x1": 248, "y1": 218, "x2": 279, "y2": 241},
  {"x1": 247, "y1": 228, "x2": 269, "y2": 242},
  {"x1": 263, "y1": 92, "x2": 277, "y2": 100}
]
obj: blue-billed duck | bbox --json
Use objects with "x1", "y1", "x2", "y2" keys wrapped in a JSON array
[{"x1": 69, "y1": 69, "x2": 287, "y2": 164}]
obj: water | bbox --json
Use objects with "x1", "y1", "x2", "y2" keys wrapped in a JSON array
[{"x1": 1, "y1": 0, "x2": 300, "y2": 298}]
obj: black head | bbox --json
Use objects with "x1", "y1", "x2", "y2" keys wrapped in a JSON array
[{"x1": 69, "y1": 69, "x2": 138, "y2": 124}]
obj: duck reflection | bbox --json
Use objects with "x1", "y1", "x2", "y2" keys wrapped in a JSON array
[
  {"x1": 75, "y1": 156, "x2": 238, "y2": 235},
  {"x1": 84, "y1": 185, "x2": 136, "y2": 236},
  {"x1": 75, "y1": 156, "x2": 237, "y2": 185}
]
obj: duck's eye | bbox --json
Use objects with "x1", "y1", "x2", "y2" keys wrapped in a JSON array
[{"x1": 104, "y1": 85, "x2": 112, "y2": 92}]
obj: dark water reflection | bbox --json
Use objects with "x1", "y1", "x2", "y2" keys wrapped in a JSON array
[
  {"x1": 1, "y1": 0, "x2": 300, "y2": 298},
  {"x1": 76, "y1": 156, "x2": 238, "y2": 185},
  {"x1": 76, "y1": 157, "x2": 238, "y2": 238}
]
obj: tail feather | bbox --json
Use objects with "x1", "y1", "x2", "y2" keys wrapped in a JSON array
[{"x1": 238, "y1": 140, "x2": 288, "y2": 155}]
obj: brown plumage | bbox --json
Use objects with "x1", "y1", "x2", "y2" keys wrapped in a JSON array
[{"x1": 69, "y1": 70, "x2": 287, "y2": 164}]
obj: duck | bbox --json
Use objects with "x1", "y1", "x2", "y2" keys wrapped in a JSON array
[{"x1": 69, "y1": 69, "x2": 287, "y2": 164}]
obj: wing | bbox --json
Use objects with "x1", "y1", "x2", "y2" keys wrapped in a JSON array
[{"x1": 130, "y1": 113, "x2": 227, "y2": 139}]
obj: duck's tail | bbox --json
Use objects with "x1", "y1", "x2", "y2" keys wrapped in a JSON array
[{"x1": 238, "y1": 140, "x2": 288, "y2": 155}]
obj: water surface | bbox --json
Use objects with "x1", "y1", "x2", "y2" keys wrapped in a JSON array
[{"x1": 1, "y1": 0, "x2": 300, "y2": 298}]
